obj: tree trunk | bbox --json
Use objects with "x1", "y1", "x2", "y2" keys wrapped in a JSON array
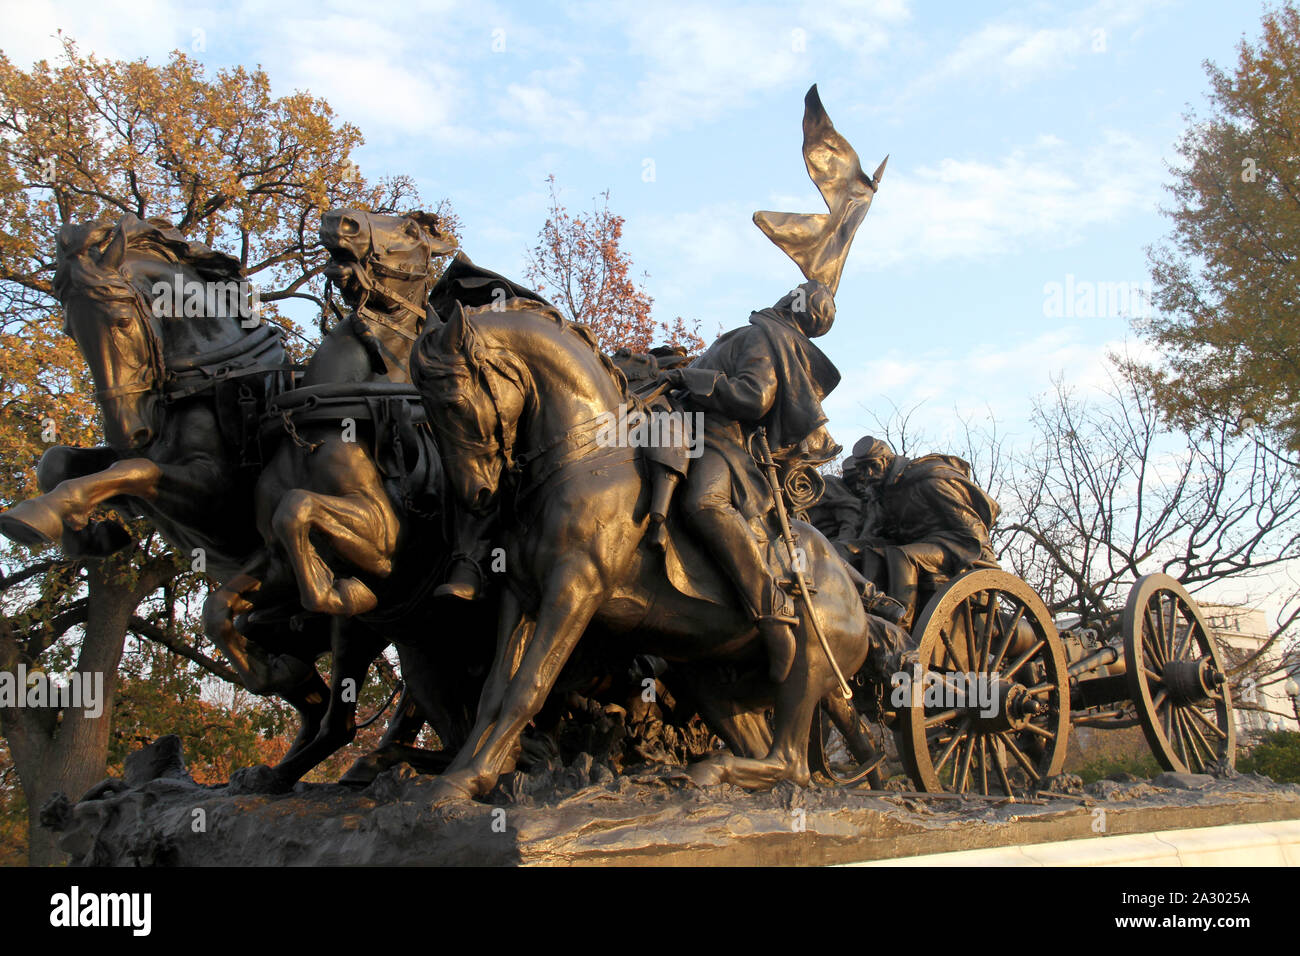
[{"x1": 1, "y1": 553, "x2": 172, "y2": 865}]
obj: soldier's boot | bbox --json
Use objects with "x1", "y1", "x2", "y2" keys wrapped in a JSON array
[
  {"x1": 437, "y1": 509, "x2": 496, "y2": 601},
  {"x1": 884, "y1": 546, "x2": 921, "y2": 632},
  {"x1": 689, "y1": 504, "x2": 799, "y2": 683},
  {"x1": 757, "y1": 582, "x2": 801, "y2": 684}
]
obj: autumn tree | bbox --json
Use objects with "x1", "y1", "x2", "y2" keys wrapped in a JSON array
[
  {"x1": 525, "y1": 175, "x2": 703, "y2": 355},
  {"x1": 0, "y1": 37, "x2": 433, "y2": 864},
  {"x1": 1142, "y1": 3, "x2": 1300, "y2": 453}
]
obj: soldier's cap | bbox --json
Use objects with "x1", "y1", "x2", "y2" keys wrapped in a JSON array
[{"x1": 843, "y1": 435, "x2": 893, "y2": 475}]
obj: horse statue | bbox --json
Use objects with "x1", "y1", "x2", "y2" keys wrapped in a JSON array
[
  {"x1": 410, "y1": 297, "x2": 906, "y2": 803},
  {"x1": 0, "y1": 214, "x2": 336, "y2": 756},
  {"x1": 202, "y1": 208, "x2": 514, "y2": 790}
]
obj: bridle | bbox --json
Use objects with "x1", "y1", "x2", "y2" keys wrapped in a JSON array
[
  {"x1": 325, "y1": 219, "x2": 444, "y2": 343},
  {"x1": 78, "y1": 267, "x2": 289, "y2": 429},
  {"x1": 442, "y1": 340, "x2": 634, "y2": 508},
  {"x1": 84, "y1": 282, "x2": 168, "y2": 404}
]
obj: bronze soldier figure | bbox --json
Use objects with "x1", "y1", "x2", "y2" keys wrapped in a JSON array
[
  {"x1": 841, "y1": 435, "x2": 1001, "y2": 629},
  {"x1": 661, "y1": 279, "x2": 841, "y2": 682}
]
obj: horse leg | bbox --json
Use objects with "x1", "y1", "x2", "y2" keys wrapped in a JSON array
[
  {"x1": 0, "y1": 456, "x2": 162, "y2": 547},
  {"x1": 340, "y1": 685, "x2": 429, "y2": 786},
  {"x1": 202, "y1": 553, "x2": 330, "y2": 757},
  {"x1": 430, "y1": 566, "x2": 603, "y2": 804},
  {"x1": 688, "y1": 620, "x2": 828, "y2": 789},
  {"x1": 674, "y1": 666, "x2": 773, "y2": 757},
  {"x1": 19, "y1": 446, "x2": 132, "y2": 556},
  {"x1": 268, "y1": 619, "x2": 386, "y2": 787},
  {"x1": 270, "y1": 487, "x2": 399, "y2": 616},
  {"x1": 463, "y1": 590, "x2": 532, "y2": 749}
]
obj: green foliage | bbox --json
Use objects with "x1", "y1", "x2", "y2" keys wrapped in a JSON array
[
  {"x1": 1238, "y1": 729, "x2": 1300, "y2": 782},
  {"x1": 1142, "y1": 3, "x2": 1300, "y2": 451},
  {"x1": 0, "y1": 738, "x2": 27, "y2": 866},
  {"x1": 1074, "y1": 751, "x2": 1163, "y2": 785}
]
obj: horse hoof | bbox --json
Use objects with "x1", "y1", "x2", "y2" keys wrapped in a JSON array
[
  {"x1": 428, "y1": 775, "x2": 476, "y2": 808},
  {"x1": 228, "y1": 764, "x2": 294, "y2": 795},
  {"x1": 686, "y1": 759, "x2": 727, "y2": 787},
  {"x1": 0, "y1": 501, "x2": 63, "y2": 547},
  {"x1": 339, "y1": 755, "x2": 385, "y2": 788},
  {"x1": 335, "y1": 578, "x2": 379, "y2": 615}
]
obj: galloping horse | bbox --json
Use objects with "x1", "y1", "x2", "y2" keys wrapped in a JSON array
[
  {"x1": 0, "y1": 214, "x2": 334, "y2": 752},
  {"x1": 202, "y1": 209, "x2": 493, "y2": 788},
  {"x1": 411, "y1": 298, "x2": 899, "y2": 802}
]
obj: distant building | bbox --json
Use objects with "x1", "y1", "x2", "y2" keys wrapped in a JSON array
[{"x1": 1201, "y1": 604, "x2": 1299, "y2": 737}]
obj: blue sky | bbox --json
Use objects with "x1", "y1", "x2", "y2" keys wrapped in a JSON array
[{"x1": 0, "y1": 0, "x2": 1273, "y2": 450}]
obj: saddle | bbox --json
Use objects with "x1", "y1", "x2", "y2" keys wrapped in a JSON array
[{"x1": 262, "y1": 382, "x2": 442, "y2": 514}]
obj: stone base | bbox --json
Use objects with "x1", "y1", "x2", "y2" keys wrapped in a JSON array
[{"x1": 43, "y1": 751, "x2": 1300, "y2": 866}]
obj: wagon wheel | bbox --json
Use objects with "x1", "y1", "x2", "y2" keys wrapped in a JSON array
[
  {"x1": 809, "y1": 693, "x2": 887, "y2": 788},
  {"x1": 1122, "y1": 574, "x2": 1235, "y2": 773},
  {"x1": 897, "y1": 569, "x2": 1070, "y2": 796}
]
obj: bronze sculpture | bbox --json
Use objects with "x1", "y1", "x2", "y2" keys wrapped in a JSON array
[
  {"x1": 0, "y1": 82, "x2": 1240, "y2": 827},
  {"x1": 0, "y1": 215, "x2": 341, "y2": 759},
  {"x1": 410, "y1": 296, "x2": 908, "y2": 801},
  {"x1": 838, "y1": 435, "x2": 1002, "y2": 629}
]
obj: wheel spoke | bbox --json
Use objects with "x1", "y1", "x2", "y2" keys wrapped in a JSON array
[
  {"x1": 1143, "y1": 666, "x2": 1164, "y2": 685},
  {"x1": 990, "y1": 605, "x2": 1025, "y2": 674},
  {"x1": 1185, "y1": 703, "x2": 1229, "y2": 740},
  {"x1": 1179, "y1": 707, "x2": 1216, "y2": 764},
  {"x1": 991, "y1": 742, "x2": 1015, "y2": 795},
  {"x1": 1142, "y1": 611, "x2": 1167, "y2": 669},
  {"x1": 1172, "y1": 705, "x2": 1190, "y2": 767},
  {"x1": 956, "y1": 734, "x2": 975, "y2": 791},
  {"x1": 1003, "y1": 639, "x2": 1044, "y2": 681},
  {"x1": 978, "y1": 593, "x2": 1000, "y2": 673},
  {"x1": 938, "y1": 629, "x2": 963, "y2": 672},
  {"x1": 933, "y1": 717, "x2": 971, "y2": 772},
  {"x1": 924, "y1": 708, "x2": 961, "y2": 728},
  {"x1": 1174, "y1": 601, "x2": 1196, "y2": 660},
  {"x1": 1021, "y1": 722, "x2": 1056, "y2": 739},
  {"x1": 999, "y1": 731, "x2": 1039, "y2": 780},
  {"x1": 1026, "y1": 682, "x2": 1057, "y2": 696},
  {"x1": 979, "y1": 735, "x2": 989, "y2": 796},
  {"x1": 1158, "y1": 594, "x2": 1175, "y2": 664},
  {"x1": 963, "y1": 599, "x2": 977, "y2": 671}
]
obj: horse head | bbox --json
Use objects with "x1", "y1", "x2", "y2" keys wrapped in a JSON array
[
  {"x1": 52, "y1": 213, "x2": 248, "y2": 452},
  {"x1": 320, "y1": 208, "x2": 456, "y2": 322},
  {"x1": 411, "y1": 302, "x2": 527, "y2": 515}
]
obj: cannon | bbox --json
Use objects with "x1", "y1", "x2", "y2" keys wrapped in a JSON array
[{"x1": 808, "y1": 569, "x2": 1235, "y2": 795}]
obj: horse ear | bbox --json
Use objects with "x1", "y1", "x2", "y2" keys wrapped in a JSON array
[
  {"x1": 408, "y1": 210, "x2": 458, "y2": 256},
  {"x1": 442, "y1": 300, "x2": 469, "y2": 353},
  {"x1": 98, "y1": 223, "x2": 127, "y2": 271}
]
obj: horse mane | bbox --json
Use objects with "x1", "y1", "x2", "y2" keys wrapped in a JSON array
[
  {"x1": 53, "y1": 213, "x2": 244, "y2": 306},
  {"x1": 462, "y1": 298, "x2": 629, "y2": 399}
]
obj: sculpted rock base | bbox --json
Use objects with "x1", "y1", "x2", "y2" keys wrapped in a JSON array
[{"x1": 42, "y1": 741, "x2": 1300, "y2": 867}]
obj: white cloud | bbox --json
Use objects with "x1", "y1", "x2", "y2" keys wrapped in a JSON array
[
  {"x1": 850, "y1": 129, "x2": 1161, "y2": 271},
  {"x1": 0, "y1": 0, "x2": 194, "y2": 65},
  {"x1": 820, "y1": 330, "x2": 1158, "y2": 449},
  {"x1": 910, "y1": 0, "x2": 1166, "y2": 93},
  {"x1": 496, "y1": 0, "x2": 910, "y2": 149}
]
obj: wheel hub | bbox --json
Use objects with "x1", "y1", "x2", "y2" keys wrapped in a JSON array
[
  {"x1": 1161, "y1": 657, "x2": 1224, "y2": 704},
  {"x1": 971, "y1": 681, "x2": 1045, "y2": 732}
]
